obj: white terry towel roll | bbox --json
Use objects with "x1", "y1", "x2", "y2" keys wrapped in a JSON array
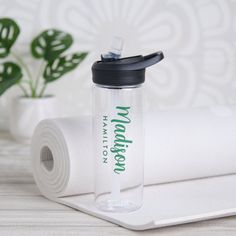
[{"x1": 32, "y1": 105, "x2": 236, "y2": 198}]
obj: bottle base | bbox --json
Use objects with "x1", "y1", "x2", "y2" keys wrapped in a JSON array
[{"x1": 96, "y1": 199, "x2": 142, "y2": 213}]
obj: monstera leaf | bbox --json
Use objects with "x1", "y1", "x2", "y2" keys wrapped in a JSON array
[
  {"x1": 0, "y1": 18, "x2": 20, "y2": 58},
  {"x1": 0, "y1": 62, "x2": 22, "y2": 96},
  {"x1": 43, "y1": 52, "x2": 87, "y2": 82},
  {"x1": 31, "y1": 29, "x2": 73, "y2": 62}
]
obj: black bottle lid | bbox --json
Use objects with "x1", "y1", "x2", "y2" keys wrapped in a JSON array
[{"x1": 92, "y1": 51, "x2": 164, "y2": 87}]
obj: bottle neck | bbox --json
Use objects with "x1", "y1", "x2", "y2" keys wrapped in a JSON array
[{"x1": 94, "y1": 83, "x2": 142, "y2": 89}]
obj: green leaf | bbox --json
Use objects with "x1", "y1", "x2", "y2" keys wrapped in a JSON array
[
  {"x1": 0, "y1": 62, "x2": 22, "y2": 96},
  {"x1": 0, "y1": 18, "x2": 20, "y2": 58},
  {"x1": 31, "y1": 29, "x2": 73, "y2": 61},
  {"x1": 43, "y1": 52, "x2": 87, "y2": 83}
]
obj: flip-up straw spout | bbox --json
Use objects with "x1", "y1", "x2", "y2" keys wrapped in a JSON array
[{"x1": 101, "y1": 36, "x2": 124, "y2": 61}]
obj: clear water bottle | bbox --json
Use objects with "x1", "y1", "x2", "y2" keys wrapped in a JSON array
[{"x1": 92, "y1": 45, "x2": 164, "y2": 212}]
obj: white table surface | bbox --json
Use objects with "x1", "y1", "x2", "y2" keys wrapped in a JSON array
[{"x1": 1, "y1": 131, "x2": 236, "y2": 236}]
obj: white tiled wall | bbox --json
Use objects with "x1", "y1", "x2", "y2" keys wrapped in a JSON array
[{"x1": 0, "y1": 0, "x2": 236, "y2": 129}]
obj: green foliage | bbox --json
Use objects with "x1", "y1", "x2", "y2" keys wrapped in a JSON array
[
  {"x1": 0, "y1": 19, "x2": 88, "y2": 98},
  {"x1": 31, "y1": 29, "x2": 73, "y2": 62},
  {"x1": 44, "y1": 52, "x2": 87, "y2": 82},
  {"x1": 0, "y1": 62, "x2": 22, "y2": 96},
  {"x1": 0, "y1": 18, "x2": 20, "y2": 58}
]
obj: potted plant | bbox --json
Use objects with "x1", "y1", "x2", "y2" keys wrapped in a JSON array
[{"x1": 0, "y1": 18, "x2": 87, "y2": 143}]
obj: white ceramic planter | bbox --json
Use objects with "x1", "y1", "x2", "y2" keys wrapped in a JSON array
[
  {"x1": 0, "y1": 96, "x2": 8, "y2": 131},
  {"x1": 10, "y1": 96, "x2": 57, "y2": 144}
]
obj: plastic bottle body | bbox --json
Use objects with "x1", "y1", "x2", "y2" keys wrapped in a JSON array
[{"x1": 93, "y1": 84, "x2": 144, "y2": 212}]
